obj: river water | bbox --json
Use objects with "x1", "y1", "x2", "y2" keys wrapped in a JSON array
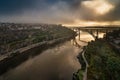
[{"x1": 0, "y1": 32, "x2": 104, "y2": 80}]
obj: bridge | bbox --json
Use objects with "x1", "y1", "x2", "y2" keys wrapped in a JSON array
[{"x1": 69, "y1": 26, "x2": 120, "y2": 40}]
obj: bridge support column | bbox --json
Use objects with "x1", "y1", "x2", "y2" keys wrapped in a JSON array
[
  {"x1": 96, "y1": 30, "x2": 99, "y2": 39},
  {"x1": 78, "y1": 29, "x2": 80, "y2": 40},
  {"x1": 106, "y1": 29, "x2": 108, "y2": 34}
]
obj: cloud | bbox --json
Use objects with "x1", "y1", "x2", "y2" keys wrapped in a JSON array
[
  {"x1": 0, "y1": 0, "x2": 36, "y2": 15},
  {"x1": 103, "y1": 0, "x2": 120, "y2": 21},
  {"x1": 70, "y1": 0, "x2": 120, "y2": 22},
  {"x1": 0, "y1": 0, "x2": 83, "y2": 24},
  {"x1": 0, "y1": 0, "x2": 120, "y2": 25}
]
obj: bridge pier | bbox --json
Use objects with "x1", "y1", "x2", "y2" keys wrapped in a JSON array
[
  {"x1": 106, "y1": 29, "x2": 108, "y2": 33},
  {"x1": 78, "y1": 29, "x2": 80, "y2": 40},
  {"x1": 96, "y1": 30, "x2": 99, "y2": 39}
]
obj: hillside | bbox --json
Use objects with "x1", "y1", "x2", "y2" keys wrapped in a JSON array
[
  {"x1": 0, "y1": 23, "x2": 75, "y2": 55},
  {"x1": 85, "y1": 39, "x2": 120, "y2": 80}
]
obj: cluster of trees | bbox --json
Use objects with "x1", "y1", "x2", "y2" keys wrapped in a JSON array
[
  {"x1": 0, "y1": 24, "x2": 75, "y2": 55},
  {"x1": 105, "y1": 29, "x2": 120, "y2": 46},
  {"x1": 105, "y1": 29, "x2": 120, "y2": 39},
  {"x1": 85, "y1": 39, "x2": 120, "y2": 80}
]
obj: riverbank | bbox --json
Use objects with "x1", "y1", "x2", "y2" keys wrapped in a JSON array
[
  {"x1": 0, "y1": 24, "x2": 75, "y2": 55},
  {"x1": 0, "y1": 38, "x2": 81, "y2": 80},
  {"x1": 86, "y1": 39, "x2": 120, "y2": 80},
  {"x1": 75, "y1": 39, "x2": 120, "y2": 80},
  {"x1": 72, "y1": 46, "x2": 88, "y2": 80},
  {"x1": 0, "y1": 35, "x2": 76, "y2": 75},
  {"x1": 0, "y1": 25, "x2": 76, "y2": 75}
]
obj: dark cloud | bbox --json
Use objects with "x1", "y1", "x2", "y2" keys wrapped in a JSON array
[
  {"x1": 0, "y1": 0, "x2": 84, "y2": 23},
  {"x1": 0, "y1": 0, "x2": 36, "y2": 15},
  {"x1": 0, "y1": 0, "x2": 120, "y2": 24},
  {"x1": 0, "y1": 0, "x2": 85, "y2": 14}
]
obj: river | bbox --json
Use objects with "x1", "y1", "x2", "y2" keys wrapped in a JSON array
[{"x1": 0, "y1": 32, "x2": 104, "y2": 80}]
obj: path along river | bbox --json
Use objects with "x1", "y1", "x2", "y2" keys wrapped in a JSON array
[{"x1": 0, "y1": 32, "x2": 104, "y2": 80}]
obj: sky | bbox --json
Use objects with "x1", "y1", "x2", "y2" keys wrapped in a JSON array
[{"x1": 0, "y1": 0, "x2": 120, "y2": 26}]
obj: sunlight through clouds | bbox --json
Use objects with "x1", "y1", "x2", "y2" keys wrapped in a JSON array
[
  {"x1": 0, "y1": 0, "x2": 120, "y2": 26},
  {"x1": 82, "y1": 0, "x2": 114, "y2": 15}
]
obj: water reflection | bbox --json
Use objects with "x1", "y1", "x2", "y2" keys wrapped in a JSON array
[
  {"x1": 75, "y1": 32, "x2": 105, "y2": 43},
  {"x1": 0, "y1": 32, "x2": 105, "y2": 80},
  {"x1": 0, "y1": 42, "x2": 81, "y2": 80}
]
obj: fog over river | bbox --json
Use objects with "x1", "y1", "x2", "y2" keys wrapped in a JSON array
[{"x1": 0, "y1": 32, "x2": 104, "y2": 80}]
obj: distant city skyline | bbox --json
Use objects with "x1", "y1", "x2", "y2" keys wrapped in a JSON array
[{"x1": 0, "y1": 0, "x2": 120, "y2": 26}]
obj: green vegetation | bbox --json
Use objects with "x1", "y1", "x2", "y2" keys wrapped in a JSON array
[
  {"x1": 73, "y1": 70, "x2": 84, "y2": 80},
  {"x1": 77, "y1": 70, "x2": 84, "y2": 80},
  {"x1": 74, "y1": 29, "x2": 120, "y2": 80},
  {"x1": 73, "y1": 50, "x2": 86, "y2": 80},
  {"x1": 0, "y1": 25, "x2": 75, "y2": 54},
  {"x1": 85, "y1": 39, "x2": 120, "y2": 80}
]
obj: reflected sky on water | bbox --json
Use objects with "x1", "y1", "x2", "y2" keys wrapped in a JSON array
[{"x1": 0, "y1": 32, "x2": 105, "y2": 80}]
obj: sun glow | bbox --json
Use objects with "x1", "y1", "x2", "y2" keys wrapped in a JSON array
[
  {"x1": 63, "y1": 20, "x2": 120, "y2": 27},
  {"x1": 82, "y1": 0, "x2": 114, "y2": 15}
]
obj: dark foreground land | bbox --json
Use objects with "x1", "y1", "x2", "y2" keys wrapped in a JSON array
[{"x1": 85, "y1": 39, "x2": 120, "y2": 80}]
